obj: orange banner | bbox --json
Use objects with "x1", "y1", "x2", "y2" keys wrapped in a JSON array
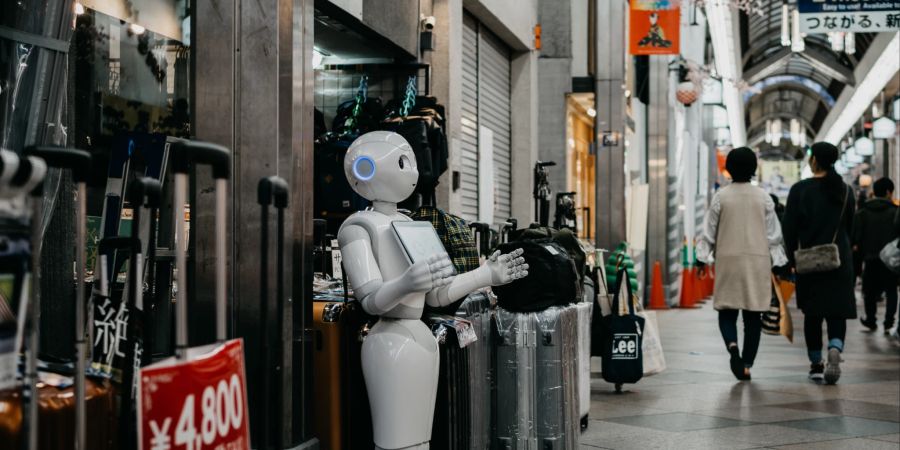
[{"x1": 629, "y1": 7, "x2": 681, "y2": 55}]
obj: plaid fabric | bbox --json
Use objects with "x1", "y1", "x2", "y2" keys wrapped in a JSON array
[{"x1": 410, "y1": 206, "x2": 480, "y2": 274}]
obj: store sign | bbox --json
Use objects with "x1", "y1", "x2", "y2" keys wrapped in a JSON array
[
  {"x1": 629, "y1": 1, "x2": 681, "y2": 55},
  {"x1": 138, "y1": 339, "x2": 250, "y2": 450},
  {"x1": 798, "y1": 0, "x2": 900, "y2": 33}
]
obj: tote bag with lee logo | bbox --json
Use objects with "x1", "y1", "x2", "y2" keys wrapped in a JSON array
[{"x1": 601, "y1": 267, "x2": 645, "y2": 385}]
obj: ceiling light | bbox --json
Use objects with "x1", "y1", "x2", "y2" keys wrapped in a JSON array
[
  {"x1": 587, "y1": 108, "x2": 597, "y2": 118},
  {"x1": 846, "y1": 147, "x2": 863, "y2": 163},
  {"x1": 894, "y1": 96, "x2": 900, "y2": 121},
  {"x1": 766, "y1": 119, "x2": 773, "y2": 144},
  {"x1": 791, "y1": 9, "x2": 805, "y2": 52},
  {"x1": 854, "y1": 135, "x2": 874, "y2": 156},
  {"x1": 872, "y1": 117, "x2": 896, "y2": 139},
  {"x1": 130, "y1": 23, "x2": 145, "y2": 35},
  {"x1": 790, "y1": 119, "x2": 801, "y2": 146},
  {"x1": 74, "y1": 2, "x2": 85, "y2": 15},
  {"x1": 781, "y1": 4, "x2": 791, "y2": 47},
  {"x1": 820, "y1": 33, "x2": 900, "y2": 144}
]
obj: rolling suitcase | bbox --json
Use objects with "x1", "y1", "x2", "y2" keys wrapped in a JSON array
[
  {"x1": 534, "y1": 306, "x2": 580, "y2": 450},
  {"x1": 427, "y1": 313, "x2": 471, "y2": 450},
  {"x1": 456, "y1": 293, "x2": 492, "y2": 450},
  {"x1": 575, "y1": 301, "x2": 593, "y2": 431},
  {"x1": 492, "y1": 308, "x2": 536, "y2": 450}
]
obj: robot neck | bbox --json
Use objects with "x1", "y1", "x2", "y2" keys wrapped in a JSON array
[{"x1": 372, "y1": 200, "x2": 398, "y2": 215}]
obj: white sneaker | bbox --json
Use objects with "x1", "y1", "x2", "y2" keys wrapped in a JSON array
[{"x1": 824, "y1": 348, "x2": 841, "y2": 385}]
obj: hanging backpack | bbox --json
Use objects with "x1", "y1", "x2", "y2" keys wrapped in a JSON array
[
  {"x1": 601, "y1": 265, "x2": 645, "y2": 388},
  {"x1": 491, "y1": 240, "x2": 578, "y2": 312}
]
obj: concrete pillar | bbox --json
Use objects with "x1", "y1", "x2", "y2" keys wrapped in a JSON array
[
  {"x1": 511, "y1": 51, "x2": 540, "y2": 223},
  {"x1": 594, "y1": 0, "x2": 627, "y2": 251},
  {"x1": 431, "y1": 0, "x2": 463, "y2": 212},
  {"x1": 646, "y1": 56, "x2": 671, "y2": 303},
  {"x1": 193, "y1": 0, "x2": 315, "y2": 445}
]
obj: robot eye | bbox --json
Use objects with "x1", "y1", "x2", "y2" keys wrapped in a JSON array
[
  {"x1": 353, "y1": 156, "x2": 376, "y2": 181},
  {"x1": 399, "y1": 155, "x2": 411, "y2": 170}
]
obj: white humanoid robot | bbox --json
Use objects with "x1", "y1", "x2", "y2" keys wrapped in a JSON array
[{"x1": 338, "y1": 131, "x2": 528, "y2": 450}]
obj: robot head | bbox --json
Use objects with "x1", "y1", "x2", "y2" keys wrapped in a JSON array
[{"x1": 344, "y1": 131, "x2": 419, "y2": 203}]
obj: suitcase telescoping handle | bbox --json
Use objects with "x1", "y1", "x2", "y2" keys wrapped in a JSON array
[
  {"x1": 171, "y1": 140, "x2": 230, "y2": 358},
  {"x1": 470, "y1": 222, "x2": 490, "y2": 258},
  {"x1": 6, "y1": 153, "x2": 48, "y2": 450},
  {"x1": 127, "y1": 177, "x2": 161, "y2": 364},
  {"x1": 25, "y1": 146, "x2": 92, "y2": 450},
  {"x1": 257, "y1": 175, "x2": 288, "y2": 450}
]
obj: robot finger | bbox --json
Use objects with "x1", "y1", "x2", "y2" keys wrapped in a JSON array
[
  {"x1": 511, "y1": 256, "x2": 526, "y2": 266},
  {"x1": 509, "y1": 248, "x2": 524, "y2": 258},
  {"x1": 488, "y1": 250, "x2": 501, "y2": 262}
]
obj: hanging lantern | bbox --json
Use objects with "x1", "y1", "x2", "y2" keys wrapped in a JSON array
[
  {"x1": 873, "y1": 117, "x2": 896, "y2": 139},
  {"x1": 829, "y1": 32, "x2": 845, "y2": 52},
  {"x1": 846, "y1": 147, "x2": 863, "y2": 164},
  {"x1": 675, "y1": 81, "x2": 699, "y2": 105},
  {"x1": 845, "y1": 32, "x2": 856, "y2": 55},
  {"x1": 854, "y1": 136, "x2": 875, "y2": 156},
  {"x1": 790, "y1": 118, "x2": 801, "y2": 146},
  {"x1": 893, "y1": 96, "x2": 900, "y2": 121},
  {"x1": 835, "y1": 161, "x2": 848, "y2": 175},
  {"x1": 781, "y1": 3, "x2": 791, "y2": 47},
  {"x1": 765, "y1": 119, "x2": 774, "y2": 144},
  {"x1": 772, "y1": 119, "x2": 783, "y2": 146},
  {"x1": 791, "y1": 9, "x2": 805, "y2": 52}
]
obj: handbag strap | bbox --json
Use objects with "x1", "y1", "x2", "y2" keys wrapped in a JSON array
[
  {"x1": 610, "y1": 267, "x2": 636, "y2": 317},
  {"x1": 831, "y1": 186, "x2": 850, "y2": 244}
]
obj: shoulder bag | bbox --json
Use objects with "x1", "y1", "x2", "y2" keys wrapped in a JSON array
[{"x1": 794, "y1": 187, "x2": 849, "y2": 274}]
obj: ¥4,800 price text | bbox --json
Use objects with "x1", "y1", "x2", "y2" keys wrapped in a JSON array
[{"x1": 149, "y1": 374, "x2": 245, "y2": 450}]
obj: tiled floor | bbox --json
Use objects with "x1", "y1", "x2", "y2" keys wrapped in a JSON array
[{"x1": 582, "y1": 296, "x2": 900, "y2": 449}]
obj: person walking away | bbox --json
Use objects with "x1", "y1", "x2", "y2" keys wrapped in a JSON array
[
  {"x1": 782, "y1": 142, "x2": 856, "y2": 385},
  {"x1": 853, "y1": 177, "x2": 898, "y2": 334},
  {"x1": 697, "y1": 147, "x2": 788, "y2": 381},
  {"x1": 770, "y1": 194, "x2": 785, "y2": 224}
]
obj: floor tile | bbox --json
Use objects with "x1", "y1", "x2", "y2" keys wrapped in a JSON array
[
  {"x1": 601, "y1": 412, "x2": 752, "y2": 432},
  {"x1": 776, "y1": 416, "x2": 900, "y2": 437},
  {"x1": 692, "y1": 405, "x2": 837, "y2": 423},
  {"x1": 776, "y1": 399, "x2": 900, "y2": 422},
  {"x1": 869, "y1": 433, "x2": 900, "y2": 443},
  {"x1": 772, "y1": 437, "x2": 900, "y2": 450}
]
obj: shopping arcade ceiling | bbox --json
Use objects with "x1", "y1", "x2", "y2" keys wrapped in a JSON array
[{"x1": 738, "y1": 0, "x2": 877, "y2": 155}]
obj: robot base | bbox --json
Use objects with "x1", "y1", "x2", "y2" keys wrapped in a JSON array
[{"x1": 363, "y1": 318, "x2": 439, "y2": 450}]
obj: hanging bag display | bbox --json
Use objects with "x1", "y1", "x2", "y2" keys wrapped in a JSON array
[
  {"x1": 794, "y1": 187, "x2": 849, "y2": 274},
  {"x1": 600, "y1": 264, "x2": 645, "y2": 388}
]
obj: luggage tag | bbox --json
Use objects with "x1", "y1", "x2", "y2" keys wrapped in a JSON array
[
  {"x1": 454, "y1": 317, "x2": 478, "y2": 348},
  {"x1": 331, "y1": 239, "x2": 343, "y2": 279}
]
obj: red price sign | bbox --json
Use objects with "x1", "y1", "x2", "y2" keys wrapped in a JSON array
[{"x1": 138, "y1": 339, "x2": 250, "y2": 450}]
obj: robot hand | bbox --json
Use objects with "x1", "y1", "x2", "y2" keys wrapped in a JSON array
[
  {"x1": 405, "y1": 253, "x2": 456, "y2": 293},
  {"x1": 485, "y1": 248, "x2": 529, "y2": 286}
]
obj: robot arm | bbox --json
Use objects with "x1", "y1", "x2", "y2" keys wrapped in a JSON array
[
  {"x1": 426, "y1": 248, "x2": 528, "y2": 307},
  {"x1": 340, "y1": 224, "x2": 455, "y2": 315}
]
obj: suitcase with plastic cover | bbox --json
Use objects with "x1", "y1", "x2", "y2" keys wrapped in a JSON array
[
  {"x1": 492, "y1": 308, "x2": 536, "y2": 450},
  {"x1": 575, "y1": 301, "x2": 593, "y2": 430},
  {"x1": 534, "y1": 306, "x2": 580, "y2": 450},
  {"x1": 456, "y1": 293, "x2": 492, "y2": 450}
]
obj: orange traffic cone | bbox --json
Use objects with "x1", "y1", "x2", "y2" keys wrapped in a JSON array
[
  {"x1": 679, "y1": 266, "x2": 695, "y2": 308},
  {"x1": 649, "y1": 261, "x2": 667, "y2": 309},
  {"x1": 692, "y1": 266, "x2": 705, "y2": 303}
]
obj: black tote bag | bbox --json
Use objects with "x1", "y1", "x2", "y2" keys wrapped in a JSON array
[{"x1": 601, "y1": 267, "x2": 646, "y2": 385}]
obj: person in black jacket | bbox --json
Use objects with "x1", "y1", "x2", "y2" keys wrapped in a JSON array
[
  {"x1": 853, "y1": 178, "x2": 898, "y2": 334},
  {"x1": 782, "y1": 143, "x2": 856, "y2": 385}
]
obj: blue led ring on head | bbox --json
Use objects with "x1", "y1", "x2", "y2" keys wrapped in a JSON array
[{"x1": 353, "y1": 156, "x2": 376, "y2": 181}]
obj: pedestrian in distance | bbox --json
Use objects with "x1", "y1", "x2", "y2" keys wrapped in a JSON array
[
  {"x1": 782, "y1": 142, "x2": 857, "y2": 385},
  {"x1": 697, "y1": 147, "x2": 788, "y2": 381},
  {"x1": 853, "y1": 177, "x2": 898, "y2": 335}
]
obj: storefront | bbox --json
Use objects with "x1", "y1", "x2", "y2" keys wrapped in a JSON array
[
  {"x1": 565, "y1": 93, "x2": 596, "y2": 239},
  {"x1": 459, "y1": 12, "x2": 513, "y2": 227}
]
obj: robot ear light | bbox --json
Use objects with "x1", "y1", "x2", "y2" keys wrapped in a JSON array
[{"x1": 353, "y1": 156, "x2": 376, "y2": 181}]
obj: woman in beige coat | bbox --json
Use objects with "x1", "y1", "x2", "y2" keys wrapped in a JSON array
[{"x1": 696, "y1": 147, "x2": 788, "y2": 380}]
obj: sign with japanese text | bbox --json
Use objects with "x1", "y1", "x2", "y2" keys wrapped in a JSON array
[
  {"x1": 799, "y1": 0, "x2": 900, "y2": 33},
  {"x1": 138, "y1": 339, "x2": 250, "y2": 450},
  {"x1": 629, "y1": 1, "x2": 681, "y2": 55}
]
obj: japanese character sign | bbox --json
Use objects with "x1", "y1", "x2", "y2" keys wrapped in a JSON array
[{"x1": 799, "y1": 0, "x2": 900, "y2": 33}]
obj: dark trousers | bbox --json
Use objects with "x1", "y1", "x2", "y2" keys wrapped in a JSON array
[
  {"x1": 862, "y1": 259, "x2": 899, "y2": 328},
  {"x1": 804, "y1": 315, "x2": 846, "y2": 363},
  {"x1": 718, "y1": 309, "x2": 762, "y2": 368}
]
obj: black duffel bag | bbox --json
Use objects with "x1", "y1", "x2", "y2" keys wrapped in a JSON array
[
  {"x1": 491, "y1": 240, "x2": 578, "y2": 312},
  {"x1": 601, "y1": 267, "x2": 645, "y2": 386}
]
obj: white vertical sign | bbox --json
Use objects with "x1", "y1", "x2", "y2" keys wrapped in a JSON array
[{"x1": 478, "y1": 127, "x2": 495, "y2": 225}]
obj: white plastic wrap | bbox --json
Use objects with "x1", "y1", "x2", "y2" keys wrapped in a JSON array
[{"x1": 493, "y1": 307, "x2": 537, "y2": 449}]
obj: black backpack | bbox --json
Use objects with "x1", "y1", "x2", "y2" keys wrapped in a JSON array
[
  {"x1": 601, "y1": 267, "x2": 645, "y2": 386},
  {"x1": 508, "y1": 226, "x2": 586, "y2": 298},
  {"x1": 491, "y1": 240, "x2": 578, "y2": 312}
]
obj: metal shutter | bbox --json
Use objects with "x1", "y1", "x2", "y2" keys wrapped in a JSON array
[
  {"x1": 459, "y1": 14, "x2": 480, "y2": 221},
  {"x1": 458, "y1": 13, "x2": 512, "y2": 226},
  {"x1": 477, "y1": 27, "x2": 512, "y2": 227}
]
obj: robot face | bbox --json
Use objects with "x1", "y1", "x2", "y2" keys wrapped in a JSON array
[{"x1": 344, "y1": 131, "x2": 419, "y2": 203}]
